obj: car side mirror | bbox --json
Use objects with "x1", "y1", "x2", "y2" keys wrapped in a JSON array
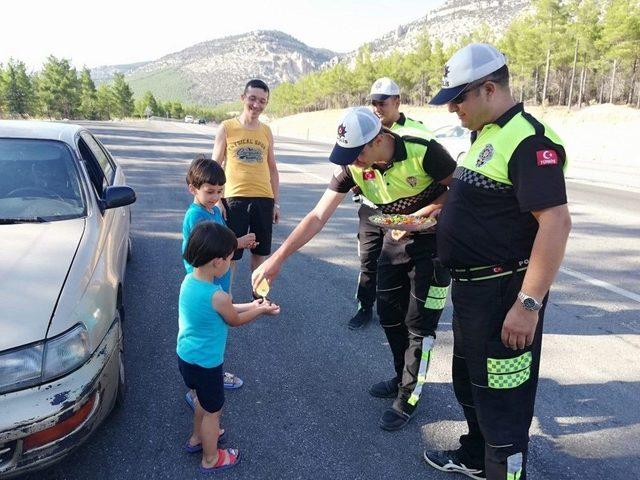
[{"x1": 102, "y1": 186, "x2": 136, "y2": 210}]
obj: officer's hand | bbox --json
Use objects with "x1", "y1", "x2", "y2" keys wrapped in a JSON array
[
  {"x1": 252, "y1": 257, "x2": 281, "y2": 292},
  {"x1": 501, "y1": 302, "x2": 538, "y2": 350}
]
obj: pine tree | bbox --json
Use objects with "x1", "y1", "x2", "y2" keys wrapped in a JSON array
[
  {"x1": 78, "y1": 67, "x2": 98, "y2": 119},
  {"x1": 38, "y1": 56, "x2": 80, "y2": 118},
  {"x1": 111, "y1": 72, "x2": 135, "y2": 118},
  {"x1": 2, "y1": 59, "x2": 34, "y2": 116}
]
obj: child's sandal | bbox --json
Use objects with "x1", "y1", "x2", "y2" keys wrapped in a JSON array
[{"x1": 199, "y1": 448, "x2": 240, "y2": 473}]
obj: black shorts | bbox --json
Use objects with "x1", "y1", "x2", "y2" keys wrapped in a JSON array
[
  {"x1": 226, "y1": 197, "x2": 274, "y2": 260},
  {"x1": 178, "y1": 357, "x2": 225, "y2": 413}
]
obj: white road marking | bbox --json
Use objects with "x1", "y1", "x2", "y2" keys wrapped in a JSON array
[{"x1": 560, "y1": 267, "x2": 640, "y2": 303}]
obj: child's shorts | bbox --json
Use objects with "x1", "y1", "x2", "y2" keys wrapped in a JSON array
[
  {"x1": 178, "y1": 357, "x2": 225, "y2": 413},
  {"x1": 226, "y1": 196, "x2": 274, "y2": 260}
]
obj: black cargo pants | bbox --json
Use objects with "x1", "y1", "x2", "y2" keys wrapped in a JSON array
[
  {"x1": 355, "y1": 203, "x2": 384, "y2": 310},
  {"x1": 451, "y1": 270, "x2": 546, "y2": 480},
  {"x1": 376, "y1": 232, "x2": 450, "y2": 414}
]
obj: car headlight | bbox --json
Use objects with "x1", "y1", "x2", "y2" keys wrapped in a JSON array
[
  {"x1": 0, "y1": 324, "x2": 91, "y2": 394},
  {"x1": 43, "y1": 324, "x2": 91, "y2": 381},
  {"x1": 0, "y1": 344, "x2": 44, "y2": 394}
]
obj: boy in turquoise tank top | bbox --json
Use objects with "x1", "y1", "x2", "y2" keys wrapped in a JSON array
[
  {"x1": 178, "y1": 221, "x2": 280, "y2": 473},
  {"x1": 182, "y1": 155, "x2": 258, "y2": 394}
]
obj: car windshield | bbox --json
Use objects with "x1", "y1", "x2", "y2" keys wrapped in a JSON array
[{"x1": 0, "y1": 139, "x2": 86, "y2": 223}]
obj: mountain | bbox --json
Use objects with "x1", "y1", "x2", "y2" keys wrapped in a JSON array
[
  {"x1": 91, "y1": 62, "x2": 150, "y2": 85},
  {"x1": 345, "y1": 0, "x2": 532, "y2": 60},
  {"x1": 92, "y1": 1, "x2": 532, "y2": 105},
  {"x1": 92, "y1": 30, "x2": 337, "y2": 106}
]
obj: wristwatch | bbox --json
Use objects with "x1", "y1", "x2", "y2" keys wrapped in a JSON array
[{"x1": 517, "y1": 292, "x2": 543, "y2": 311}]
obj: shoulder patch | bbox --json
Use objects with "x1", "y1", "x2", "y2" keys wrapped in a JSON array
[{"x1": 536, "y1": 150, "x2": 558, "y2": 166}]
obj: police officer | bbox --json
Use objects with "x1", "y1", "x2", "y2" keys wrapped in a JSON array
[
  {"x1": 349, "y1": 77, "x2": 433, "y2": 330},
  {"x1": 253, "y1": 107, "x2": 456, "y2": 430},
  {"x1": 422, "y1": 44, "x2": 572, "y2": 479}
]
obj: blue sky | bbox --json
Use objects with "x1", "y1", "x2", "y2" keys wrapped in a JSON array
[{"x1": 2, "y1": 0, "x2": 445, "y2": 69}]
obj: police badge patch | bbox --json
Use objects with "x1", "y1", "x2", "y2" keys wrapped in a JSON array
[
  {"x1": 406, "y1": 176, "x2": 417, "y2": 187},
  {"x1": 476, "y1": 144, "x2": 494, "y2": 167}
]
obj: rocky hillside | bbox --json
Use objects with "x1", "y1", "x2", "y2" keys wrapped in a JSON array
[
  {"x1": 93, "y1": 30, "x2": 337, "y2": 105},
  {"x1": 92, "y1": 1, "x2": 532, "y2": 105},
  {"x1": 343, "y1": 0, "x2": 532, "y2": 60}
]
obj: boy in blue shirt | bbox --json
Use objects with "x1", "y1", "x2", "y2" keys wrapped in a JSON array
[
  {"x1": 178, "y1": 221, "x2": 279, "y2": 473},
  {"x1": 182, "y1": 155, "x2": 256, "y2": 396}
]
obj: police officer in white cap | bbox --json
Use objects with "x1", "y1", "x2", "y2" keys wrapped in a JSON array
[
  {"x1": 422, "y1": 43, "x2": 571, "y2": 480},
  {"x1": 253, "y1": 107, "x2": 455, "y2": 430},
  {"x1": 348, "y1": 77, "x2": 434, "y2": 330}
]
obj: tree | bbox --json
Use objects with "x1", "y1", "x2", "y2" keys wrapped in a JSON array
[
  {"x1": 1, "y1": 59, "x2": 34, "y2": 116},
  {"x1": 600, "y1": 0, "x2": 640, "y2": 104},
  {"x1": 111, "y1": 72, "x2": 134, "y2": 118},
  {"x1": 137, "y1": 90, "x2": 158, "y2": 117},
  {"x1": 96, "y1": 84, "x2": 114, "y2": 120},
  {"x1": 78, "y1": 67, "x2": 98, "y2": 119},
  {"x1": 38, "y1": 56, "x2": 80, "y2": 118}
]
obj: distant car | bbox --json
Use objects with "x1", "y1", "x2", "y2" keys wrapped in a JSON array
[
  {"x1": 184, "y1": 115, "x2": 194, "y2": 123},
  {"x1": 433, "y1": 125, "x2": 471, "y2": 162},
  {"x1": 196, "y1": 118, "x2": 206, "y2": 125},
  {"x1": 0, "y1": 120, "x2": 136, "y2": 478}
]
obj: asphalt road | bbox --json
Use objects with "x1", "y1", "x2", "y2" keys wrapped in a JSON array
[{"x1": 25, "y1": 120, "x2": 640, "y2": 480}]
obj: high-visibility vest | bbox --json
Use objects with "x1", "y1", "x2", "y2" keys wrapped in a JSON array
[
  {"x1": 460, "y1": 111, "x2": 567, "y2": 184},
  {"x1": 348, "y1": 137, "x2": 436, "y2": 206}
]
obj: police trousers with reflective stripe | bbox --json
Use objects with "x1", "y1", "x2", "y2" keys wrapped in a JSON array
[
  {"x1": 376, "y1": 232, "x2": 450, "y2": 413},
  {"x1": 356, "y1": 203, "x2": 384, "y2": 310},
  {"x1": 451, "y1": 270, "x2": 547, "y2": 480}
]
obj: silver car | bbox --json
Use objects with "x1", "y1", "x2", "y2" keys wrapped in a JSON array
[
  {"x1": 433, "y1": 125, "x2": 471, "y2": 162},
  {"x1": 0, "y1": 121, "x2": 135, "y2": 478}
]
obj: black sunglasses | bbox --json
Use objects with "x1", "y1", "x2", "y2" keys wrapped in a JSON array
[{"x1": 450, "y1": 81, "x2": 490, "y2": 105}]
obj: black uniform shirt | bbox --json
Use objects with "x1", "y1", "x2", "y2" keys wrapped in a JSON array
[
  {"x1": 437, "y1": 103, "x2": 568, "y2": 267},
  {"x1": 329, "y1": 130, "x2": 456, "y2": 214}
]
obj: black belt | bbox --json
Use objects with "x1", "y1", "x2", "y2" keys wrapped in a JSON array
[{"x1": 450, "y1": 259, "x2": 529, "y2": 282}]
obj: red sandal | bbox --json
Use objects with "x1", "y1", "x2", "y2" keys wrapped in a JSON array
[{"x1": 199, "y1": 448, "x2": 240, "y2": 473}]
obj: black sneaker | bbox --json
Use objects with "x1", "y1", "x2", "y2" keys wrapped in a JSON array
[
  {"x1": 348, "y1": 307, "x2": 372, "y2": 330},
  {"x1": 369, "y1": 378, "x2": 399, "y2": 398},
  {"x1": 423, "y1": 449, "x2": 486, "y2": 480},
  {"x1": 379, "y1": 407, "x2": 414, "y2": 431}
]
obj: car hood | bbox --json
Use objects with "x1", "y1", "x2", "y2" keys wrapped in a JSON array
[{"x1": 0, "y1": 218, "x2": 85, "y2": 351}]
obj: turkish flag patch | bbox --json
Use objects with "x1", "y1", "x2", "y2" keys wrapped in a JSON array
[
  {"x1": 363, "y1": 170, "x2": 376, "y2": 181},
  {"x1": 536, "y1": 150, "x2": 559, "y2": 166}
]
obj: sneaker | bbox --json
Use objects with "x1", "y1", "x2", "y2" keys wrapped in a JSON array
[
  {"x1": 379, "y1": 407, "x2": 414, "y2": 431},
  {"x1": 423, "y1": 449, "x2": 486, "y2": 480},
  {"x1": 224, "y1": 372, "x2": 243, "y2": 390},
  {"x1": 348, "y1": 307, "x2": 372, "y2": 330},
  {"x1": 369, "y1": 378, "x2": 399, "y2": 398}
]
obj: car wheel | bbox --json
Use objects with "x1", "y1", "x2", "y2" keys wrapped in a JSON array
[{"x1": 115, "y1": 311, "x2": 126, "y2": 408}]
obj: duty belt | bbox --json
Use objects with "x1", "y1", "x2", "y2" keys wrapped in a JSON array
[{"x1": 450, "y1": 260, "x2": 529, "y2": 282}]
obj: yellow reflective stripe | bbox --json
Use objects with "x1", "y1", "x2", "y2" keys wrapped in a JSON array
[
  {"x1": 424, "y1": 285, "x2": 449, "y2": 310},
  {"x1": 507, "y1": 453, "x2": 523, "y2": 480},
  {"x1": 488, "y1": 368, "x2": 530, "y2": 389},
  {"x1": 487, "y1": 352, "x2": 532, "y2": 374},
  {"x1": 407, "y1": 336, "x2": 434, "y2": 405}
]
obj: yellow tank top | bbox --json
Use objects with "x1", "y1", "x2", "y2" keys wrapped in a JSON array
[{"x1": 222, "y1": 118, "x2": 273, "y2": 198}]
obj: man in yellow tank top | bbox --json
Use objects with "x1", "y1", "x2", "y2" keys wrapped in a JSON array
[{"x1": 212, "y1": 79, "x2": 280, "y2": 289}]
